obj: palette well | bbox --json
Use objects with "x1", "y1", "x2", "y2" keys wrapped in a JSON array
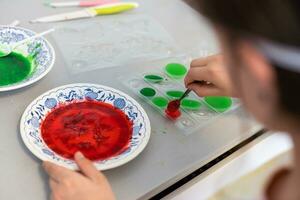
[
  {"x1": 123, "y1": 58, "x2": 240, "y2": 135},
  {"x1": 20, "y1": 84, "x2": 151, "y2": 170}
]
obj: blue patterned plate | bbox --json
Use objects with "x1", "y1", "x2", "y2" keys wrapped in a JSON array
[
  {"x1": 0, "y1": 26, "x2": 55, "y2": 92},
  {"x1": 20, "y1": 83, "x2": 151, "y2": 170}
]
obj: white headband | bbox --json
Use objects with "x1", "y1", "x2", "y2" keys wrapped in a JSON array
[{"x1": 255, "y1": 39, "x2": 300, "y2": 73}]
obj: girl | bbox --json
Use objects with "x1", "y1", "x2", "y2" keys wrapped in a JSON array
[{"x1": 43, "y1": 0, "x2": 300, "y2": 199}]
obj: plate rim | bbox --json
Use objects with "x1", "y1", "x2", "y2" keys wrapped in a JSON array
[
  {"x1": 20, "y1": 83, "x2": 151, "y2": 170},
  {"x1": 0, "y1": 25, "x2": 56, "y2": 92}
]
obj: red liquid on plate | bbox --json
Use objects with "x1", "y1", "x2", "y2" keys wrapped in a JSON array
[
  {"x1": 41, "y1": 101, "x2": 133, "y2": 161},
  {"x1": 165, "y1": 100, "x2": 181, "y2": 120}
]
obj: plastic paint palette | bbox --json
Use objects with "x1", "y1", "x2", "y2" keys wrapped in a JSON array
[{"x1": 124, "y1": 61, "x2": 240, "y2": 134}]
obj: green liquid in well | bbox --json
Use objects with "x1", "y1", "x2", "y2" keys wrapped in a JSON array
[
  {"x1": 181, "y1": 99, "x2": 202, "y2": 110},
  {"x1": 152, "y1": 96, "x2": 168, "y2": 108},
  {"x1": 165, "y1": 63, "x2": 187, "y2": 79},
  {"x1": 140, "y1": 87, "x2": 156, "y2": 97},
  {"x1": 204, "y1": 96, "x2": 232, "y2": 112},
  {"x1": 144, "y1": 74, "x2": 164, "y2": 83},
  {"x1": 166, "y1": 90, "x2": 184, "y2": 99},
  {"x1": 0, "y1": 52, "x2": 33, "y2": 86}
]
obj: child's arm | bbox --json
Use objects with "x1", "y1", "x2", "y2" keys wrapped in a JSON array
[{"x1": 185, "y1": 54, "x2": 237, "y2": 97}]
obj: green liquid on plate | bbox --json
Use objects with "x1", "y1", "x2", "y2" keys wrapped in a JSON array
[
  {"x1": 166, "y1": 90, "x2": 184, "y2": 99},
  {"x1": 0, "y1": 52, "x2": 33, "y2": 86},
  {"x1": 152, "y1": 96, "x2": 168, "y2": 108},
  {"x1": 181, "y1": 99, "x2": 202, "y2": 110},
  {"x1": 165, "y1": 63, "x2": 187, "y2": 79},
  {"x1": 144, "y1": 74, "x2": 164, "y2": 83},
  {"x1": 204, "y1": 96, "x2": 232, "y2": 112},
  {"x1": 140, "y1": 87, "x2": 156, "y2": 97}
]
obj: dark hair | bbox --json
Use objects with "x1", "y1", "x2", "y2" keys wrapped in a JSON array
[{"x1": 185, "y1": 0, "x2": 300, "y2": 116}]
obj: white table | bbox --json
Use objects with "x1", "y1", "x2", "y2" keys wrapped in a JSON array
[{"x1": 0, "y1": 0, "x2": 261, "y2": 199}]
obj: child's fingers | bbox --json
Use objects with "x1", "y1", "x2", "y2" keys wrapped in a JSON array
[
  {"x1": 188, "y1": 83, "x2": 225, "y2": 97},
  {"x1": 74, "y1": 152, "x2": 109, "y2": 185},
  {"x1": 49, "y1": 178, "x2": 59, "y2": 190},
  {"x1": 74, "y1": 152, "x2": 101, "y2": 182},
  {"x1": 184, "y1": 66, "x2": 213, "y2": 87},
  {"x1": 49, "y1": 179, "x2": 62, "y2": 200},
  {"x1": 43, "y1": 161, "x2": 75, "y2": 183},
  {"x1": 190, "y1": 57, "x2": 209, "y2": 68},
  {"x1": 51, "y1": 193, "x2": 61, "y2": 200},
  {"x1": 190, "y1": 55, "x2": 217, "y2": 68},
  {"x1": 51, "y1": 191, "x2": 63, "y2": 200}
]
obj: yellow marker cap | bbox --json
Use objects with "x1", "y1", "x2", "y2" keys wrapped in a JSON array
[{"x1": 89, "y1": 2, "x2": 139, "y2": 15}]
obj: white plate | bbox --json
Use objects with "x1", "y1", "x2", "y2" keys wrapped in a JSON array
[
  {"x1": 0, "y1": 26, "x2": 55, "y2": 91},
  {"x1": 20, "y1": 83, "x2": 151, "y2": 170}
]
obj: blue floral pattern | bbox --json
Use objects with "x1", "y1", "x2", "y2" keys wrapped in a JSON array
[
  {"x1": 45, "y1": 98, "x2": 57, "y2": 109},
  {"x1": 20, "y1": 84, "x2": 151, "y2": 170},
  {"x1": 0, "y1": 26, "x2": 55, "y2": 91},
  {"x1": 113, "y1": 98, "x2": 126, "y2": 109}
]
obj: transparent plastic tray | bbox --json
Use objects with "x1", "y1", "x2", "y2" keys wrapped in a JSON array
[
  {"x1": 49, "y1": 14, "x2": 181, "y2": 74},
  {"x1": 121, "y1": 57, "x2": 241, "y2": 135}
]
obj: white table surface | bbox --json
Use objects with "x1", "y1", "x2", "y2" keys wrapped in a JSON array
[{"x1": 0, "y1": 0, "x2": 261, "y2": 199}]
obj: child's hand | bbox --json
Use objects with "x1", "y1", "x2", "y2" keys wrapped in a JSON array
[
  {"x1": 184, "y1": 54, "x2": 236, "y2": 97},
  {"x1": 43, "y1": 152, "x2": 115, "y2": 200}
]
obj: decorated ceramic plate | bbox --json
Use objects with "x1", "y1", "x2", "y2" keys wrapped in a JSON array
[
  {"x1": 0, "y1": 26, "x2": 55, "y2": 92},
  {"x1": 20, "y1": 83, "x2": 151, "y2": 170}
]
